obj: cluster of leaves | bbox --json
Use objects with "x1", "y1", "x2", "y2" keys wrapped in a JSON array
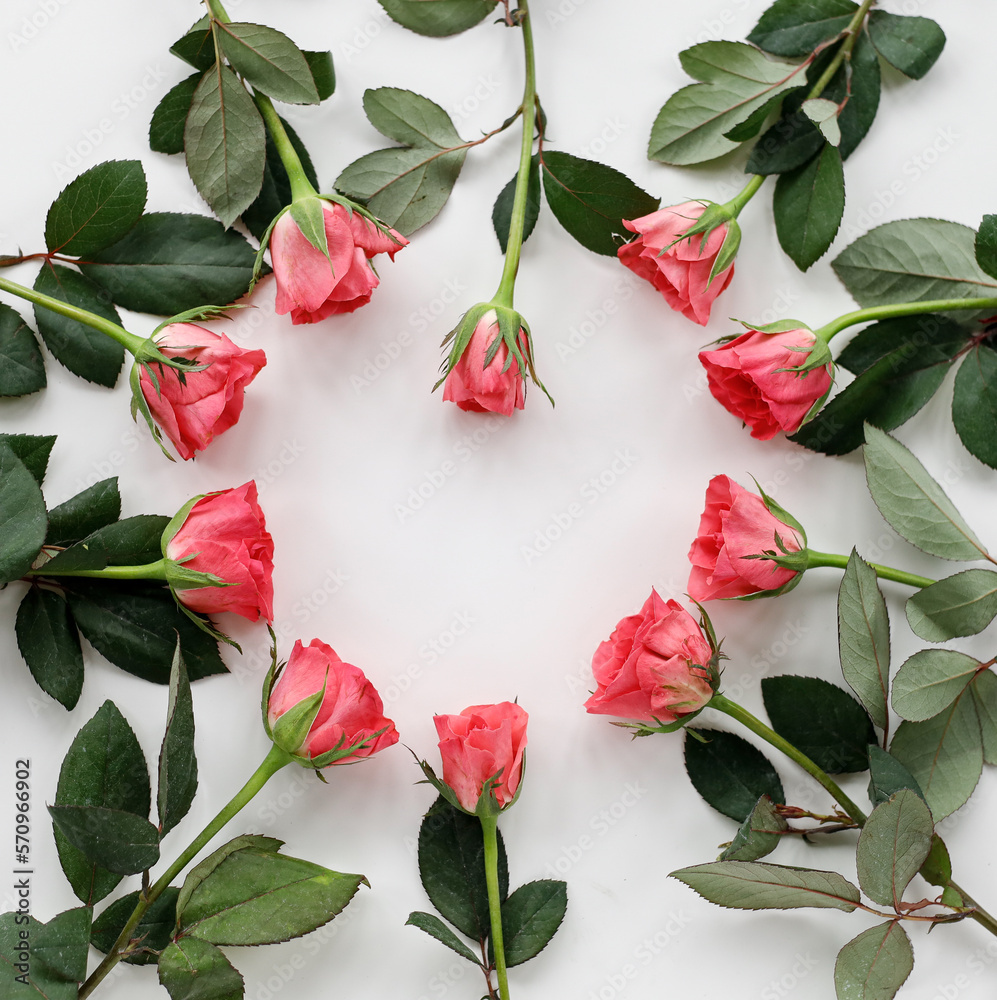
[
  {"x1": 648, "y1": 0, "x2": 946, "y2": 270},
  {"x1": 0, "y1": 435, "x2": 225, "y2": 708},
  {"x1": 793, "y1": 216, "x2": 997, "y2": 467},
  {"x1": 0, "y1": 651, "x2": 363, "y2": 1000},
  {"x1": 155, "y1": 16, "x2": 334, "y2": 229},
  {"x1": 408, "y1": 797, "x2": 567, "y2": 990},
  {"x1": 0, "y1": 159, "x2": 258, "y2": 400}
]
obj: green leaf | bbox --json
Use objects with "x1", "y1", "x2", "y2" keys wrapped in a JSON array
[
  {"x1": 648, "y1": 41, "x2": 807, "y2": 165},
  {"x1": 856, "y1": 790, "x2": 933, "y2": 906},
  {"x1": 837, "y1": 550, "x2": 890, "y2": 730},
  {"x1": 837, "y1": 29, "x2": 881, "y2": 160},
  {"x1": 802, "y1": 98, "x2": 841, "y2": 146},
  {"x1": 159, "y1": 645, "x2": 198, "y2": 836},
  {"x1": 45, "y1": 160, "x2": 147, "y2": 257},
  {"x1": 834, "y1": 920, "x2": 914, "y2": 1000},
  {"x1": 833, "y1": 219, "x2": 997, "y2": 310},
  {"x1": 540, "y1": 151, "x2": 659, "y2": 257},
  {"x1": 671, "y1": 860, "x2": 861, "y2": 911},
  {"x1": 46, "y1": 478, "x2": 121, "y2": 546},
  {"x1": 952, "y1": 342, "x2": 997, "y2": 469},
  {"x1": 185, "y1": 65, "x2": 266, "y2": 227},
  {"x1": 405, "y1": 911, "x2": 481, "y2": 966},
  {"x1": 33, "y1": 265, "x2": 124, "y2": 387},
  {"x1": 747, "y1": 0, "x2": 859, "y2": 57},
  {"x1": 80, "y1": 212, "x2": 259, "y2": 315},
  {"x1": 836, "y1": 315, "x2": 969, "y2": 375},
  {"x1": 970, "y1": 670, "x2": 997, "y2": 765},
  {"x1": 364, "y1": 86, "x2": 464, "y2": 148},
  {"x1": 867, "y1": 11, "x2": 945, "y2": 79},
  {"x1": 0, "y1": 442, "x2": 47, "y2": 587},
  {"x1": 42, "y1": 514, "x2": 170, "y2": 574},
  {"x1": 377, "y1": 0, "x2": 495, "y2": 36},
  {"x1": 773, "y1": 143, "x2": 844, "y2": 271},
  {"x1": 170, "y1": 20, "x2": 214, "y2": 71},
  {"x1": 216, "y1": 22, "x2": 319, "y2": 105},
  {"x1": 49, "y1": 804, "x2": 160, "y2": 874},
  {"x1": 493, "y1": 154, "x2": 541, "y2": 254},
  {"x1": 893, "y1": 648, "x2": 980, "y2": 722},
  {"x1": 863, "y1": 424, "x2": 987, "y2": 561},
  {"x1": 499, "y1": 880, "x2": 567, "y2": 967},
  {"x1": 890, "y1": 695, "x2": 982, "y2": 820},
  {"x1": 867, "y1": 746, "x2": 924, "y2": 807},
  {"x1": 150, "y1": 73, "x2": 202, "y2": 155},
  {"x1": 418, "y1": 796, "x2": 508, "y2": 943},
  {"x1": 684, "y1": 728, "x2": 784, "y2": 822},
  {"x1": 91, "y1": 888, "x2": 180, "y2": 965},
  {"x1": 15, "y1": 588, "x2": 84, "y2": 709},
  {"x1": 0, "y1": 303, "x2": 45, "y2": 397},
  {"x1": 0, "y1": 434, "x2": 55, "y2": 486},
  {"x1": 158, "y1": 937, "x2": 244, "y2": 1000},
  {"x1": 720, "y1": 794, "x2": 788, "y2": 862},
  {"x1": 906, "y1": 570, "x2": 997, "y2": 641},
  {"x1": 918, "y1": 833, "x2": 952, "y2": 887},
  {"x1": 175, "y1": 835, "x2": 281, "y2": 917},
  {"x1": 762, "y1": 675, "x2": 875, "y2": 773},
  {"x1": 65, "y1": 581, "x2": 226, "y2": 684},
  {"x1": 746, "y1": 110, "x2": 824, "y2": 176},
  {"x1": 303, "y1": 50, "x2": 335, "y2": 101},
  {"x1": 976, "y1": 214, "x2": 997, "y2": 279},
  {"x1": 32, "y1": 906, "x2": 92, "y2": 982},
  {"x1": 0, "y1": 909, "x2": 91, "y2": 999}
]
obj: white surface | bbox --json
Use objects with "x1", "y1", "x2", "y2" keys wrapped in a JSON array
[{"x1": 2, "y1": 1, "x2": 996, "y2": 998}]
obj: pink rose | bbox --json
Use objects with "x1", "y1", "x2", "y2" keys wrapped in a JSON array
[
  {"x1": 270, "y1": 201, "x2": 407, "y2": 324},
  {"x1": 443, "y1": 309, "x2": 527, "y2": 416},
  {"x1": 434, "y1": 703, "x2": 528, "y2": 813},
  {"x1": 165, "y1": 482, "x2": 274, "y2": 621},
  {"x1": 139, "y1": 324, "x2": 266, "y2": 461},
  {"x1": 618, "y1": 201, "x2": 734, "y2": 325},
  {"x1": 699, "y1": 328, "x2": 833, "y2": 440},
  {"x1": 267, "y1": 639, "x2": 399, "y2": 762},
  {"x1": 688, "y1": 475, "x2": 803, "y2": 601},
  {"x1": 584, "y1": 590, "x2": 716, "y2": 723}
]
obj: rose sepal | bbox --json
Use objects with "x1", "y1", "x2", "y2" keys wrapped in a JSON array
[
  {"x1": 129, "y1": 362, "x2": 175, "y2": 461},
  {"x1": 611, "y1": 706, "x2": 707, "y2": 737},
  {"x1": 413, "y1": 755, "x2": 471, "y2": 814},
  {"x1": 150, "y1": 303, "x2": 249, "y2": 338},
  {"x1": 773, "y1": 337, "x2": 834, "y2": 376},
  {"x1": 288, "y1": 195, "x2": 331, "y2": 258},
  {"x1": 270, "y1": 678, "x2": 327, "y2": 757}
]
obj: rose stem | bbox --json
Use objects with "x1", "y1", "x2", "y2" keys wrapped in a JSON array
[
  {"x1": 813, "y1": 296, "x2": 997, "y2": 344},
  {"x1": 803, "y1": 550, "x2": 936, "y2": 589},
  {"x1": 479, "y1": 814, "x2": 512, "y2": 1000},
  {"x1": 27, "y1": 559, "x2": 169, "y2": 582}
]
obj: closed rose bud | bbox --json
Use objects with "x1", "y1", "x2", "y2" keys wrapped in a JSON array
[
  {"x1": 164, "y1": 482, "x2": 274, "y2": 622},
  {"x1": 139, "y1": 324, "x2": 266, "y2": 460},
  {"x1": 434, "y1": 702, "x2": 528, "y2": 813},
  {"x1": 699, "y1": 328, "x2": 833, "y2": 440},
  {"x1": 443, "y1": 309, "x2": 528, "y2": 416},
  {"x1": 688, "y1": 475, "x2": 804, "y2": 602},
  {"x1": 585, "y1": 590, "x2": 716, "y2": 724}
]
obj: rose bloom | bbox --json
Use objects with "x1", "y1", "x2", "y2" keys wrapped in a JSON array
[
  {"x1": 270, "y1": 202, "x2": 407, "y2": 323},
  {"x1": 139, "y1": 324, "x2": 266, "y2": 461},
  {"x1": 267, "y1": 639, "x2": 399, "y2": 761},
  {"x1": 699, "y1": 328, "x2": 833, "y2": 440},
  {"x1": 585, "y1": 590, "x2": 715, "y2": 723},
  {"x1": 688, "y1": 475, "x2": 803, "y2": 601},
  {"x1": 618, "y1": 201, "x2": 734, "y2": 325},
  {"x1": 165, "y1": 481, "x2": 274, "y2": 621},
  {"x1": 443, "y1": 309, "x2": 527, "y2": 416},
  {"x1": 434, "y1": 702, "x2": 528, "y2": 812}
]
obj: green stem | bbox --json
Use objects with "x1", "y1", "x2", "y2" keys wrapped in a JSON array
[
  {"x1": 78, "y1": 745, "x2": 292, "y2": 999},
  {"x1": 806, "y1": 0, "x2": 875, "y2": 101},
  {"x1": 804, "y1": 549, "x2": 935, "y2": 589},
  {"x1": 721, "y1": 174, "x2": 766, "y2": 219},
  {"x1": 480, "y1": 814, "x2": 511, "y2": 1000},
  {"x1": 28, "y1": 558, "x2": 168, "y2": 583},
  {"x1": 947, "y1": 880, "x2": 997, "y2": 939},
  {"x1": 0, "y1": 274, "x2": 145, "y2": 355},
  {"x1": 493, "y1": 2, "x2": 537, "y2": 310},
  {"x1": 814, "y1": 296, "x2": 997, "y2": 343}
]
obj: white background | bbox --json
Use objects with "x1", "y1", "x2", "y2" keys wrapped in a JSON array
[{"x1": 2, "y1": 1, "x2": 996, "y2": 998}]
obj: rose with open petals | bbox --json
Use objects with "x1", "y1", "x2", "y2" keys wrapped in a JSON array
[
  {"x1": 139, "y1": 324, "x2": 266, "y2": 460},
  {"x1": 164, "y1": 482, "x2": 274, "y2": 621},
  {"x1": 688, "y1": 475, "x2": 803, "y2": 602},
  {"x1": 443, "y1": 309, "x2": 528, "y2": 416},
  {"x1": 585, "y1": 590, "x2": 716, "y2": 724}
]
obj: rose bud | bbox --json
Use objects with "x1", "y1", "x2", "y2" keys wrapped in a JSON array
[
  {"x1": 618, "y1": 201, "x2": 738, "y2": 325},
  {"x1": 269, "y1": 198, "x2": 407, "y2": 324},
  {"x1": 432, "y1": 703, "x2": 528, "y2": 815},
  {"x1": 699, "y1": 325, "x2": 833, "y2": 440},
  {"x1": 584, "y1": 590, "x2": 718, "y2": 727},
  {"x1": 136, "y1": 324, "x2": 266, "y2": 461},
  {"x1": 264, "y1": 639, "x2": 399, "y2": 767},
  {"x1": 688, "y1": 475, "x2": 807, "y2": 602},
  {"x1": 162, "y1": 481, "x2": 274, "y2": 622}
]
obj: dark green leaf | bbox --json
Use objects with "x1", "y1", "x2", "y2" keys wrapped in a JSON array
[
  {"x1": 158, "y1": 937, "x2": 244, "y2": 1000},
  {"x1": 32, "y1": 906, "x2": 92, "y2": 982},
  {"x1": 42, "y1": 514, "x2": 170, "y2": 575},
  {"x1": 0, "y1": 433, "x2": 55, "y2": 486},
  {"x1": 919, "y1": 833, "x2": 951, "y2": 886},
  {"x1": 976, "y1": 214, "x2": 997, "y2": 280},
  {"x1": 498, "y1": 880, "x2": 567, "y2": 967},
  {"x1": 867, "y1": 746, "x2": 924, "y2": 807},
  {"x1": 91, "y1": 888, "x2": 180, "y2": 965},
  {"x1": 746, "y1": 110, "x2": 824, "y2": 176},
  {"x1": 49, "y1": 805, "x2": 160, "y2": 874},
  {"x1": 856, "y1": 790, "x2": 933, "y2": 906},
  {"x1": 45, "y1": 160, "x2": 147, "y2": 257},
  {"x1": 0, "y1": 303, "x2": 45, "y2": 397},
  {"x1": 33, "y1": 265, "x2": 124, "y2": 387},
  {"x1": 65, "y1": 581, "x2": 226, "y2": 684},
  {"x1": 953, "y1": 342, "x2": 997, "y2": 469},
  {"x1": 80, "y1": 212, "x2": 259, "y2": 315},
  {"x1": 493, "y1": 154, "x2": 541, "y2": 254},
  {"x1": 159, "y1": 646, "x2": 198, "y2": 836},
  {"x1": 762, "y1": 675, "x2": 875, "y2": 773},
  {"x1": 747, "y1": 0, "x2": 858, "y2": 57},
  {"x1": 405, "y1": 911, "x2": 481, "y2": 966},
  {"x1": 836, "y1": 315, "x2": 969, "y2": 375},
  {"x1": 834, "y1": 921, "x2": 913, "y2": 1000},
  {"x1": 303, "y1": 50, "x2": 335, "y2": 101},
  {"x1": 364, "y1": 87, "x2": 464, "y2": 147},
  {"x1": 684, "y1": 728, "x2": 784, "y2": 822},
  {"x1": 418, "y1": 796, "x2": 508, "y2": 943},
  {"x1": 170, "y1": 20, "x2": 214, "y2": 72},
  {"x1": 722, "y1": 92, "x2": 788, "y2": 143},
  {"x1": 970, "y1": 670, "x2": 997, "y2": 765},
  {"x1": 773, "y1": 143, "x2": 844, "y2": 270},
  {"x1": 46, "y1": 478, "x2": 121, "y2": 546},
  {"x1": 216, "y1": 22, "x2": 319, "y2": 105},
  {"x1": 721, "y1": 795, "x2": 788, "y2": 862},
  {"x1": 0, "y1": 442, "x2": 47, "y2": 587},
  {"x1": 838, "y1": 29, "x2": 881, "y2": 160},
  {"x1": 0, "y1": 909, "x2": 91, "y2": 999},
  {"x1": 906, "y1": 570, "x2": 997, "y2": 642},
  {"x1": 15, "y1": 588, "x2": 84, "y2": 709},
  {"x1": 176, "y1": 835, "x2": 282, "y2": 917},
  {"x1": 541, "y1": 151, "x2": 658, "y2": 256},
  {"x1": 150, "y1": 73, "x2": 201, "y2": 156},
  {"x1": 377, "y1": 0, "x2": 495, "y2": 36},
  {"x1": 867, "y1": 11, "x2": 945, "y2": 79}
]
